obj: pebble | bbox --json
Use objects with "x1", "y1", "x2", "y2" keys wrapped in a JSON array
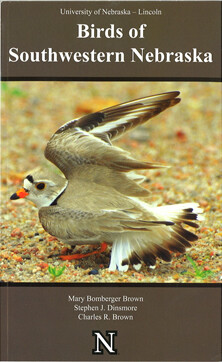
[{"x1": 88, "y1": 269, "x2": 99, "y2": 275}]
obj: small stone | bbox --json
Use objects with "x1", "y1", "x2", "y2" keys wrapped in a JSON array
[
  {"x1": 88, "y1": 269, "x2": 99, "y2": 275},
  {"x1": 11, "y1": 228, "x2": 23, "y2": 238}
]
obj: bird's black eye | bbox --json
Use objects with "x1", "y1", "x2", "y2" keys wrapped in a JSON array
[{"x1": 35, "y1": 182, "x2": 46, "y2": 190}]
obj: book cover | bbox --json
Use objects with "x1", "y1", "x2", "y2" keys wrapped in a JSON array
[{"x1": 1, "y1": 1, "x2": 221, "y2": 361}]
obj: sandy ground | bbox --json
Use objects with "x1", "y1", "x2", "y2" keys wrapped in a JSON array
[{"x1": 1, "y1": 81, "x2": 221, "y2": 283}]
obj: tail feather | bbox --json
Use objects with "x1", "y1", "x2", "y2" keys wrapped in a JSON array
[{"x1": 108, "y1": 203, "x2": 203, "y2": 271}]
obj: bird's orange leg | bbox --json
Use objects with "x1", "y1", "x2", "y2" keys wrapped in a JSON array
[{"x1": 60, "y1": 242, "x2": 108, "y2": 261}]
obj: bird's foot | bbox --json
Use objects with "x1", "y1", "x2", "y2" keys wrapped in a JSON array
[{"x1": 59, "y1": 242, "x2": 108, "y2": 261}]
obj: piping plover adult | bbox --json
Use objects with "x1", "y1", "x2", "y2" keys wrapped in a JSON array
[{"x1": 10, "y1": 92, "x2": 203, "y2": 271}]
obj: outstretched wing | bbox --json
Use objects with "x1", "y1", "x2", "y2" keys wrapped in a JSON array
[
  {"x1": 56, "y1": 91, "x2": 180, "y2": 142},
  {"x1": 39, "y1": 203, "x2": 200, "y2": 272},
  {"x1": 45, "y1": 92, "x2": 180, "y2": 179},
  {"x1": 39, "y1": 206, "x2": 173, "y2": 243}
]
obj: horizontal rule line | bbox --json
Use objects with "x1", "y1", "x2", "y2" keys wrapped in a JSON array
[
  {"x1": 0, "y1": 281, "x2": 221, "y2": 288},
  {"x1": 1, "y1": 77, "x2": 222, "y2": 82}
]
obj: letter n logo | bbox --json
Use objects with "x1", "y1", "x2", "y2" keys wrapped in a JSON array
[{"x1": 92, "y1": 330, "x2": 118, "y2": 354}]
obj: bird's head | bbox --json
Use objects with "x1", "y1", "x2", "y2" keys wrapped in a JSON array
[{"x1": 10, "y1": 169, "x2": 67, "y2": 209}]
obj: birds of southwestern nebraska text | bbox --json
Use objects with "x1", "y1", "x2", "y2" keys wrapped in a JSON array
[{"x1": 10, "y1": 91, "x2": 203, "y2": 271}]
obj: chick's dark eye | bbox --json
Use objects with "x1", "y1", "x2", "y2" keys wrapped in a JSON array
[{"x1": 36, "y1": 182, "x2": 46, "y2": 190}]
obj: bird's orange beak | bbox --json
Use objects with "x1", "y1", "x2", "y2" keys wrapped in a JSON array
[{"x1": 10, "y1": 188, "x2": 29, "y2": 200}]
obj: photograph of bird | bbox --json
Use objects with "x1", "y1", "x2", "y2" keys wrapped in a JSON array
[{"x1": 10, "y1": 91, "x2": 203, "y2": 271}]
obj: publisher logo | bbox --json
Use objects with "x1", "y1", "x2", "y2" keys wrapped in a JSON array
[{"x1": 92, "y1": 330, "x2": 118, "y2": 354}]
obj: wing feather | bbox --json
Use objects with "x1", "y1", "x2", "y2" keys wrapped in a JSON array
[
  {"x1": 55, "y1": 91, "x2": 180, "y2": 141},
  {"x1": 44, "y1": 92, "x2": 180, "y2": 179},
  {"x1": 39, "y1": 206, "x2": 174, "y2": 242}
]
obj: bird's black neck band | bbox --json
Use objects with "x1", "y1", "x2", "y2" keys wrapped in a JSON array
[{"x1": 50, "y1": 187, "x2": 66, "y2": 206}]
